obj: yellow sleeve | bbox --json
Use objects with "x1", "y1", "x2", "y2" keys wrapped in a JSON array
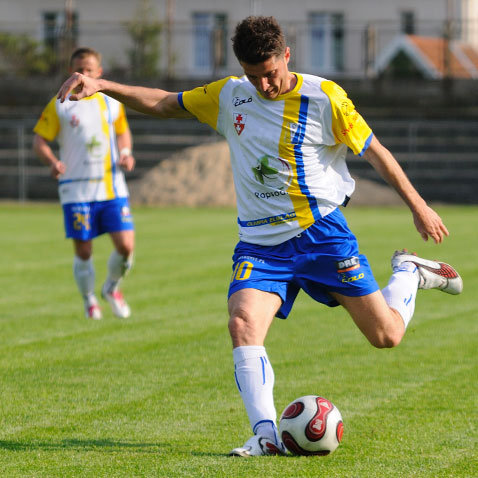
[
  {"x1": 33, "y1": 96, "x2": 60, "y2": 141},
  {"x1": 181, "y1": 77, "x2": 232, "y2": 131},
  {"x1": 114, "y1": 103, "x2": 129, "y2": 135},
  {"x1": 321, "y1": 81, "x2": 372, "y2": 156}
]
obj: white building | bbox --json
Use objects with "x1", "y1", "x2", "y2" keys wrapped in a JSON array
[{"x1": 1, "y1": 0, "x2": 478, "y2": 78}]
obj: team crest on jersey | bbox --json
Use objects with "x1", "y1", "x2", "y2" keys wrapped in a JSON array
[
  {"x1": 289, "y1": 122, "x2": 305, "y2": 144},
  {"x1": 70, "y1": 114, "x2": 80, "y2": 127},
  {"x1": 233, "y1": 112, "x2": 247, "y2": 135}
]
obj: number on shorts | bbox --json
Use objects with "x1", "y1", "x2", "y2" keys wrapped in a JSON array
[
  {"x1": 231, "y1": 261, "x2": 253, "y2": 281},
  {"x1": 73, "y1": 212, "x2": 91, "y2": 231}
]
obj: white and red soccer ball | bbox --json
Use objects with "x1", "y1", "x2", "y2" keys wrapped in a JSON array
[{"x1": 279, "y1": 395, "x2": 344, "y2": 455}]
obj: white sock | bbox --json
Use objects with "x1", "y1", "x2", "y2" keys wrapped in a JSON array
[
  {"x1": 104, "y1": 251, "x2": 133, "y2": 293},
  {"x1": 382, "y1": 262, "x2": 420, "y2": 328},
  {"x1": 73, "y1": 256, "x2": 95, "y2": 301},
  {"x1": 233, "y1": 346, "x2": 279, "y2": 443}
]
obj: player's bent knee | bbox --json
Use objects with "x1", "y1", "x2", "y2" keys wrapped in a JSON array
[
  {"x1": 228, "y1": 314, "x2": 247, "y2": 339},
  {"x1": 368, "y1": 329, "x2": 403, "y2": 349}
]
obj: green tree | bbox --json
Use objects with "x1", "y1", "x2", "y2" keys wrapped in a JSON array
[
  {"x1": 127, "y1": 0, "x2": 162, "y2": 79},
  {"x1": 0, "y1": 32, "x2": 57, "y2": 76}
]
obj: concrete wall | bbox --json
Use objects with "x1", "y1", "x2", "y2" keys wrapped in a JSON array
[{"x1": 1, "y1": 0, "x2": 476, "y2": 78}]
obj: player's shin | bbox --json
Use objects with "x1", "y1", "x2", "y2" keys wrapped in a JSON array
[
  {"x1": 382, "y1": 263, "x2": 420, "y2": 328},
  {"x1": 233, "y1": 346, "x2": 279, "y2": 443},
  {"x1": 73, "y1": 255, "x2": 96, "y2": 299},
  {"x1": 104, "y1": 250, "x2": 133, "y2": 292}
]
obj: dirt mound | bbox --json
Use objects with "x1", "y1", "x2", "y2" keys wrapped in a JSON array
[{"x1": 128, "y1": 141, "x2": 402, "y2": 207}]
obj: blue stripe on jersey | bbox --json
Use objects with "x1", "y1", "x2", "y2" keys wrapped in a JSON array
[
  {"x1": 358, "y1": 132, "x2": 373, "y2": 157},
  {"x1": 294, "y1": 95, "x2": 321, "y2": 222},
  {"x1": 104, "y1": 96, "x2": 118, "y2": 197},
  {"x1": 177, "y1": 92, "x2": 186, "y2": 110}
]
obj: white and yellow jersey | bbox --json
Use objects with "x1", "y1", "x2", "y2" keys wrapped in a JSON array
[
  {"x1": 180, "y1": 74, "x2": 373, "y2": 246},
  {"x1": 34, "y1": 93, "x2": 129, "y2": 204}
]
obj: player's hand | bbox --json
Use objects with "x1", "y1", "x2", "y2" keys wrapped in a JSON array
[
  {"x1": 51, "y1": 160, "x2": 66, "y2": 179},
  {"x1": 118, "y1": 151, "x2": 135, "y2": 172},
  {"x1": 57, "y1": 73, "x2": 100, "y2": 102},
  {"x1": 412, "y1": 204, "x2": 449, "y2": 244}
]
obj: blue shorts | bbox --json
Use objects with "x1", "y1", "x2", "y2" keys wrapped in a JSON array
[
  {"x1": 228, "y1": 208, "x2": 379, "y2": 319},
  {"x1": 62, "y1": 198, "x2": 134, "y2": 241}
]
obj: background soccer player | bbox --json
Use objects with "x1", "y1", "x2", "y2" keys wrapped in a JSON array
[
  {"x1": 33, "y1": 47, "x2": 135, "y2": 320},
  {"x1": 55, "y1": 17, "x2": 462, "y2": 455}
]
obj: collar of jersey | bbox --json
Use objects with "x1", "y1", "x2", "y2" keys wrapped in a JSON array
[
  {"x1": 68, "y1": 92, "x2": 102, "y2": 101},
  {"x1": 256, "y1": 73, "x2": 303, "y2": 101}
]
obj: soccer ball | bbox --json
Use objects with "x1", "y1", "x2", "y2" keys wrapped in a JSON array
[{"x1": 279, "y1": 395, "x2": 344, "y2": 456}]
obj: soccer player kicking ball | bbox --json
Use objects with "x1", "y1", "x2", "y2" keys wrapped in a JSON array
[
  {"x1": 34, "y1": 48, "x2": 135, "y2": 320},
  {"x1": 56, "y1": 17, "x2": 463, "y2": 455}
]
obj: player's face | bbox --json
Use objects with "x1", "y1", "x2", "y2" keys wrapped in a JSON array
[
  {"x1": 70, "y1": 55, "x2": 103, "y2": 79},
  {"x1": 241, "y1": 48, "x2": 293, "y2": 99}
]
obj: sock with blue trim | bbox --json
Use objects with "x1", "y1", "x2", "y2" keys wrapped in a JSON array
[
  {"x1": 382, "y1": 262, "x2": 420, "y2": 328},
  {"x1": 233, "y1": 345, "x2": 279, "y2": 443}
]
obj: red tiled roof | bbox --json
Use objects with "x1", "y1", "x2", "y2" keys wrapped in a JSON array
[{"x1": 407, "y1": 35, "x2": 473, "y2": 78}]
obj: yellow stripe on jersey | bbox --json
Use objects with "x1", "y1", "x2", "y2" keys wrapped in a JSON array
[
  {"x1": 114, "y1": 104, "x2": 129, "y2": 135},
  {"x1": 279, "y1": 93, "x2": 316, "y2": 230},
  {"x1": 182, "y1": 76, "x2": 235, "y2": 130},
  {"x1": 321, "y1": 81, "x2": 372, "y2": 155},
  {"x1": 97, "y1": 95, "x2": 115, "y2": 199},
  {"x1": 33, "y1": 96, "x2": 60, "y2": 141}
]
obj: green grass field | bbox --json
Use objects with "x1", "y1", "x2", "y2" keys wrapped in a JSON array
[{"x1": 0, "y1": 203, "x2": 476, "y2": 477}]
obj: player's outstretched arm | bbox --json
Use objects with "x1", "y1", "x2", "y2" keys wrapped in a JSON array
[
  {"x1": 57, "y1": 73, "x2": 192, "y2": 119},
  {"x1": 363, "y1": 135, "x2": 449, "y2": 244}
]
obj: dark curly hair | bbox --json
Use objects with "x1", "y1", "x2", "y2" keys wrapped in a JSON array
[{"x1": 232, "y1": 16, "x2": 286, "y2": 64}]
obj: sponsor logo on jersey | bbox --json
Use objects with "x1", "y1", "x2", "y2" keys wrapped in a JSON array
[
  {"x1": 237, "y1": 255, "x2": 265, "y2": 264},
  {"x1": 121, "y1": 205, "x2": 133, "y2": 222},
  {"x1": 340, "y1": 110, "x2": 360, "y2": 137},
  {"x1": 336, "y1": 256, "x2": 360, "y2": 273},
  {"x1": 289, "y1": 122, "x2": 305, "y2": 144},
  {"x1": 241, "y1": 212, "x2": 297, "y2": 227},
  {"x1": 336, "y1": 256, "x2": 363, "y2": 283},
  {"x1": 251, "y1": 155, "x2": 292, "y2": 190},
  {"x1": 341, "y1": 272, "x2": 364, "y2": 283},
  {"x1": 233, "y1": 96, "x2": 253, "y2": 106},
  {"x1": 233, "y1": 112, "x2": 247, "y2": 135},
  {"x1": 86, "y1": 135, "x2": 102, "y2": 157}
]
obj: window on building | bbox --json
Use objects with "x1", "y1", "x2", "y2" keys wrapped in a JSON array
[
  {"x1": 43, "y1": 10, "x2": 78, "y2": 53},
  {"x1": 193, "y1": 12, "x2": 227, "y2": 72},
  {"x1": 309, "y1": 12, "x2": 344, "y2": 73},
  {"x1": 400, "y1": 11, "x2": 415, "y2": 35}
]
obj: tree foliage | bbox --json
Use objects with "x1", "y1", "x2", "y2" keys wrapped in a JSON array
[
  {"x1": 0, "y1": 32, "x2": 57, "y2": 76},
  {"x1": 127, "y1": 0, "x2": 162, "y2": 79}
]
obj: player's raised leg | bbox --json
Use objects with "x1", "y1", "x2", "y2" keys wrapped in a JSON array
[
  {"x1": 228, "y1": 288, "x2": 286, "y2": 457},
  {"x1": 332, "y1": 250, "x2": 462, "y2": 347},
  {"x1": 102, "y1": 229, "x2": 134, "y2": 318},
  {"x1": 73, "y1": 239, "x2": 102, "y2": 320}
]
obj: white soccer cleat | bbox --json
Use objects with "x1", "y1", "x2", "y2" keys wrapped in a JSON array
[
  {"x1": 391, "y1": 249, "x2": 463, "y2": 295},
  {"x1": 84, "y1": 297, "x2": 102, "y2": 320},
  {"x1": 101, "y1": 284, "x2": 131, "y2": 318},
  {"x1": 229, "y1": 435, "x2": 286, "y2": 457}
]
